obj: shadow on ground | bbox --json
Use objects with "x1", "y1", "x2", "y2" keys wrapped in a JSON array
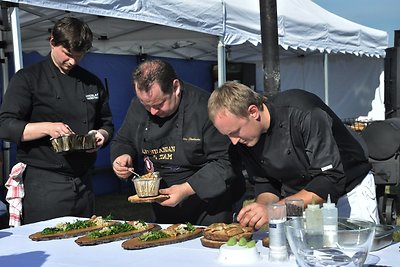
[{"x1": 95, "y1": 192, "x2": 155, "y2": 222}]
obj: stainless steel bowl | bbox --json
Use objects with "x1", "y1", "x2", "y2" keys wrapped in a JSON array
[
  {"x1": 50, "y1": 133, "x2": 96, "y2": 153},
  {"x1": 371, "y1": 224, "x2": 396, "y2": 251}
]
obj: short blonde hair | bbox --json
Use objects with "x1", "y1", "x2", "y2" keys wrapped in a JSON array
[{"x1": 208, "y1": 81, "x2": 264, "y2": 122}]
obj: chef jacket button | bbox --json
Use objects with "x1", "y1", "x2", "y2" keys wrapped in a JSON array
[
  {"x1": 287, "y1": 150, "x2": 291, "y2": 155},
  {"x1": 82, "y1": 120, "x2": 87, "y2": 124},
  {"x1": 145, "y1": 127, "x2": 148, "y2": 131},
  {"x1": 82, "y1": 99, "x2": 86, "y2": 102},
  {"x1": 56, "y1": 96, "x2": 60, "y2": 99},
  {"x1": 279, "y1": 123, "x2": 283, "y2": 128},
  {"x1": 260, "y1": 160, "x2": 265, "y2": 164}
]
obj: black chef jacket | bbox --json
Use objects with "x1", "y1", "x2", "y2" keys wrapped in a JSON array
[
  {"x1": 233, "y1": 89, "x2": 371, "y2": 203},
  {"x1": 0, "y1": 55, "x2": 114, "y2": 176},
  {"x1": 110, "y1": 81, "x2": 244, "y2": 224}
]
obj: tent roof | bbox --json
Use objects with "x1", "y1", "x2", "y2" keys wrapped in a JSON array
[
  {"x1": 1, "y1": 0, "x2": 388, "y2": 60},
  {"x1": 225, "y1": 0, "x2": 388, "y2": 57}
]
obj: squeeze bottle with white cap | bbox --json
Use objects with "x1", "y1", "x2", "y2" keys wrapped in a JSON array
[{"x1": 321, "y1": 194, "x2": 338, "y2": 247}]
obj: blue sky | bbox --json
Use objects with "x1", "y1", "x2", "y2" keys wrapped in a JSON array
[{"x1": 313, "y1": 0, "x2": 399, "y2": 47}]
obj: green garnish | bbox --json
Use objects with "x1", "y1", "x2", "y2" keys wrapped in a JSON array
[
  {"x1": 41, "y1": 219, "x2": 96, "y2": 235},
  {"x1": 139, "y1": 230, "x2": 170, "y2": 241},
  {"x1": 393, "y1": 229, "x2": 400, "y2": 242},
  {"x1": 104, "y1": 214, "x2": 113, "y2": 220},
  {"x1": 226, "y1": 237, "x2": 237, "y2": 246},
  {"x1": 238, "y1": 237, "x2": 247, "y2": 246},
  {"x1": 87, "y1": 222, "x2": 135, "y2": 239},
  {"x1": 246, "y1": 240, "x2": 256, "y2": 248},
  {"x1": 185, "y1": 222, "x2": 196, "y2": 232}
]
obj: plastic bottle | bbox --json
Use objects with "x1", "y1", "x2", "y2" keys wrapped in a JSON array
[
  {"x1": 321, "y1": 194, "x2": 338, "y2": 247},
  {"x1": 305, "y1": 197, "x2": 323, "y2": 248}
]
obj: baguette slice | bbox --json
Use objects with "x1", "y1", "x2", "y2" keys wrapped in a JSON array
[{"x1": 200, "y1": 237, "x2": 225, "y2": 248}]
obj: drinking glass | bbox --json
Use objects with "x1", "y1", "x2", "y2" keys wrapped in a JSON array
[{"x1": 285, "y1": 198, "x2": 304, "y2": 219}]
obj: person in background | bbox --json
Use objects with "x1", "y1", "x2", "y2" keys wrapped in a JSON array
[
  {"x1": 111, "y1": 59, "x2": 244, "y2": 225},
  {"x1": 208, "y1": 81, "x2": 379, "y2": 230},
  {"x1": 0, "y1": 17, "x2": 114, "y2": 224}
]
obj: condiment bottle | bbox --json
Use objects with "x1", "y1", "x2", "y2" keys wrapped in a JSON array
[
  {"x1": 268, "y1": 203, "x2": 288, "y2": 262},
  {"x1": 321, "y1": 194, "x2": 338, "y2": 247},
  {"x1": 305, "y1": 197, "x2": 323, "y2": 248}
]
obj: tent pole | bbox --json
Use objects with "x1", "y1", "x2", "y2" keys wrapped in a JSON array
[
  {"x1": 10, "y1": 7, "x2": 23, "y2": 71},
  {"x1": 323, "y1": 52, "x2": 329, "y2": 105},
  {"x1": 0, "y1": 22, "x2": 9, "y2": 197},
  {"x1": 260, "y1": 0, "x2": 280, "y2": 96},
  {"x1": 3, "y1": 7, "x2": 24, "y2": 178},
  {"x1": 217, "y1": 37, "x2": 226, "y2": 87}
]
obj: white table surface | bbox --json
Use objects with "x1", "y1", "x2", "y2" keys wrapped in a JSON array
[{"x1": 0, "y1": 216, "x2": 397, "y2": 267}]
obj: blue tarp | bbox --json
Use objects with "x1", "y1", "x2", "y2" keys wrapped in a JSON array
[{"x1": 5, "y1": 52, "x2": 215, "y2": 194}]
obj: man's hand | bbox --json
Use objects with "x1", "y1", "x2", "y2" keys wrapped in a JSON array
[
  {"x1": 158, "y1": 182, "x2": 195, "y2": 207},
  {"x1": 112, "y1": 154, "x2": 134, "y2": 180},
  {"x1": 86, "y1": 129, "x2": 109, "y2": 153},
  {"x1": 237, "y1": 202, "x2": 269, "y2": 230}
]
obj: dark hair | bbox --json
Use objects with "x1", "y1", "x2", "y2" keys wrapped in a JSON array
[
  {"x1": 133, "y1": 59, "x2": 178, "y2": 94},
  {"x1": 51, "y1": 17, "x2": 93, "y2": 52}
]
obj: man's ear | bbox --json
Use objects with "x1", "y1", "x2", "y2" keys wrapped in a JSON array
[
  {"x1": 49, "y1": 36, "x2": 55, "y2": 48},
  {"x1": 173, "y1": 79, "x2": 181, "y2": 95},
  {"x1": 248, "y1": 104, "x2": 260, "y2": 119}
]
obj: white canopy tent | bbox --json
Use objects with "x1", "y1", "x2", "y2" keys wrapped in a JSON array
[
  {"x1": 224, "y1": 0, "x2": 388, "y2": 120},
  {"x1": 0, "y1": 0, "x2": 389, "y2": 193},
  {"x1": 1, "y1": 0, "x2": 388, "y2": 119}
]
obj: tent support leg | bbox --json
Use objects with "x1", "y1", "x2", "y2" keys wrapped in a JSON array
[
  {"x1": 324, "y1": 52, "x2": 329, "y2": 105},
  {"x1": 217, "y1": 37, "x2": 226, "y2": 87}
]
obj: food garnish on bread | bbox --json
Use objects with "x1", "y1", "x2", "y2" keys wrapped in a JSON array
[
  {"x1": 29, "y1": 215, "x2": 115, "y2": 241},
  {"x1": 121, "y1": 222, "x2": 203, "y2": 250}
]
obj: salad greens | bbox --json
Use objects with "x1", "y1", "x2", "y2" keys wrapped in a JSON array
[
  {"x1": 87, "y1": 222, "x2": 136, "y2": 238},
  {"x1": 139, "y1": 230, "x2": 170, "y2": 241},
  {"x1": 41, "y1": 219, "x2": 96, "y2": 235}
]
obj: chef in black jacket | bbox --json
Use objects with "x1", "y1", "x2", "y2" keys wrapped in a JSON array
[
  {"x1": 111, "y1": 59, "x2": 244, "y2": 225},
  {"x1": 0, "y1": 17, "x2": 114, "y2": 224},
  {"x1": 208, "y1": 81, "x2": 379, "y2": 229}
]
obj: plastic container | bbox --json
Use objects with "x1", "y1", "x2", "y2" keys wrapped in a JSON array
[
  {"x1": 305, "y1": 200, "x2": 323, "y2": 248},
  {"x1": 321, "y1": 194, "x2": 338, "y2": 247}
]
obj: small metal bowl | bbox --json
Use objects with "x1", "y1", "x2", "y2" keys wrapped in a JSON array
[
  {"x1": 50, "y1": 133, "x2": 96, "y2": 153},
  {"x1": 371, "y1": 224, "x2": 396, "y2": 251},
  {"x1": 133, "y1": 177, "x2": 162, "y2": 198}
]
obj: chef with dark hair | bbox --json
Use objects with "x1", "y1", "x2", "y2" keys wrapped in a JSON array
[
  {"x1": 111, "y1": 59, "x2": 244, "y2": 226},
  {"x1": 0, "y1": 17, "x2": 114, "y2": 225}
]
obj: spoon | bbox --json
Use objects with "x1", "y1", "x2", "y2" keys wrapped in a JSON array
[
  {"x1": 115, "y1": 161, "x2": 140, "y2": 178},
  {"x1": 128, "y1": 168, "x2": 140, "y2": 178}
]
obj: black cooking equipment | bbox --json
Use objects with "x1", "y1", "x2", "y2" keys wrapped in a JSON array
[{"x1": 361, "y1": 118, "x2": 400, "y2": 224}]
